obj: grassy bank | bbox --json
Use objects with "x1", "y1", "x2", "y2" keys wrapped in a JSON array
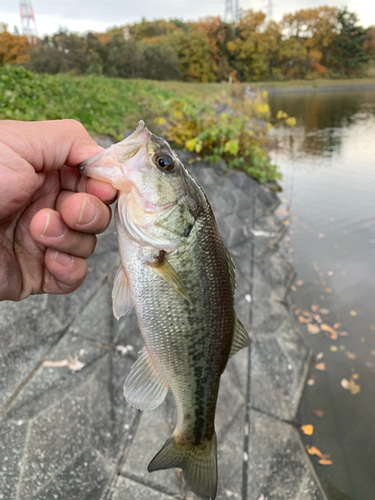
[{"x1": 0, "y1": 65, "x2": 288, "y2": 183}]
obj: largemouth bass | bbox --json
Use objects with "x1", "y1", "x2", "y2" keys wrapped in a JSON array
[{"x1": 79, "y1": 121, "x2": 249, "y2": 500}]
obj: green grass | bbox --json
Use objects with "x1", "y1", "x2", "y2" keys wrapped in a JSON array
[{"x1": 0, "y1": 65, "x2": 202, "y2": 139}]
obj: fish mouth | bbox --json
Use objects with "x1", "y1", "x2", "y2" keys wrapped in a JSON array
[{"x1": 78, "y1": 120, "x2": 151, "y2": 184}]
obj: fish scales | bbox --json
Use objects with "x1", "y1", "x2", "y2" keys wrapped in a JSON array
[{"x1": 78, "y1": 121, "x2": 249, "y2": 500}]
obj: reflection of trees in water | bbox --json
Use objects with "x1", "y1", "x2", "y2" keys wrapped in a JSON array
[{"x1": 269, "y1": 91, "x2": 375, "y2": 157}]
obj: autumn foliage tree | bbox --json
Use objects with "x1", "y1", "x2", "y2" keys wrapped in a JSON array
[{"x1": 2, "y1": 6, "x2": 373, "y2": 82}]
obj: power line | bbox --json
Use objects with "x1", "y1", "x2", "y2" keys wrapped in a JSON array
[
  {"x1": 224, "y1": 0, "x2": 241, "y2": 23},
  {"x1": 20, "y1": 0, "x2": 38, "y2": 41}
]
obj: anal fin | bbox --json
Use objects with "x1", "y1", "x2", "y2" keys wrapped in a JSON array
[
  {"x1": 124, "y1": 347, "x2": 168, "y2": 410},
  {"x1": 230, "y1": 315, "x2": 250, "y2": 358},
  {"x1": 112, "y1": 265, "x2": 134, "y2": 320}
]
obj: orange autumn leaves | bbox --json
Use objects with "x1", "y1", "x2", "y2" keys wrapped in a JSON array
[{"x1": 301, "y1": 425, "x2": 332, "y2": 465}]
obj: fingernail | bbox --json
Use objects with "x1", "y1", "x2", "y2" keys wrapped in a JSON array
[
  {"x1": 41, "y1": 211, "x2": 65, "y2": 238},
  {"x1": 77, "y1": 197, "x2": 98, "y2": 226},
  {"x1": 53, "y1": 251, "x2": 74, "y2": 267}
]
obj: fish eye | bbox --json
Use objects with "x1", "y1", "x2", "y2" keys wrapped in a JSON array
[{"x1": 155, "y1": 154, "x2": 175, "y2": 172}]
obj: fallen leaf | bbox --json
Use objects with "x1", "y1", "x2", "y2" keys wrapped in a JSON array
[
  {"x1": 365, "y1": 362, "x2": 374, "y2": 368},
  {"x1": 307, "y1": 378, "x2": 315, "y2": 386},
  {"x1": 311, "y1": 305, "x2": 320, "y2": 312},
  {"x1": 371, "y1": 351, "x2": 375, "y2": 357},
  {"x1": 352, "y1": 373, "x2": 359, "y2": 380},
  {"x1": 330, "y1": 346, "x2": 338, "y2": 352},
  {"x1": 306, "y1": 445, "x2": 330, "y2": 459},
  {"x1": 296, "y1": 280, "x2": 304, "y2": 286},
  {"x1": 282, "y1": 220, "x2": 290, "y2": 225},
  {"x1": 321, "y1": 324, "x2": 338, "y2": 340},
  {"x1": 43, "y1": 360, "x2": 69, "y2": 368},
  {"x1": 67, "y1": 355, "x2": 85, "y2": 372},
  {"x1": 291, "y1": 285, "x2": 297, "y2": 291},
  {"x1": 315, "y1": 362, "x2": 326, "y2": 371},
  {"x1": 312, "y1": 410, "x2": 324, "y2": 418},
  {"x1": 341, "y1": 378, "x2": 360, "y2": 395},
  {"x1": 370, "y1": 325, "x2": 375, "y2": 332},
  {"x1": 339, "y1": 331, "x2": 348, "y2": 336},
  {"x1": 346, "y1": 352, "x2": 356, "y2": 360},
  {"x1": 316, "y1": 352, "x2": 324, "y2": 360},
  {"x1": 325, "y1": 288, "x2": 332, "y2": 293},
  {"x1": 350, "y1": 310, "x2": 357, "y2": 317},
  {"x1": 319, "y1": 459, "x2": 333, "y2": 465},
  {"x1": 307, "y1": 324, "x2": 320, "y2": 334},
  {"x1": 298, "y1": 315, "x2": 311, "y2": 323},
  {"x1": 301, "y1": 424, "x2": 314, "y2": 435},
  {"x1": 334, "y1": 323, "x2": 341, "y2": 329},
  {"x1": 320, "y1": 308, "x2": 329, "y2": 315}
]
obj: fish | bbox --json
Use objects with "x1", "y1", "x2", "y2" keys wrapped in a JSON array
[{"x1": 78, "y1": 121, "x2": 249, "y2": 500}]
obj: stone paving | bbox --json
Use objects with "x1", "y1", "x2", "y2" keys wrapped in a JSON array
[{"x1": 0, "y1": 144, "x2": 328, "y2": 500}]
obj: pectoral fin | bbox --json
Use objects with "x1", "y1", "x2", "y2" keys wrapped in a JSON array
[
  {"x1": 124, "y1": 347, "x2": 168, "y2": 410},
  {"x1": 230, "y1": 315, "x2": 250, "y2": 357},
  {"x1": 112, "y1": 265, "x2": 134, "y2": 320},
  {"x1": 149, "y1": 255, "x2": 190, "y2": 303}
]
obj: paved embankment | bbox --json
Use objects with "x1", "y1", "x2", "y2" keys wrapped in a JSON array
[{"x1": 0, "y1": 143, "x2": 327, "y2": 500}]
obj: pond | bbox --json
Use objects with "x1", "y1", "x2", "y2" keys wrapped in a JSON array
[{"x1": 269, "y1": 90, "x2": 375, "y2": 500}]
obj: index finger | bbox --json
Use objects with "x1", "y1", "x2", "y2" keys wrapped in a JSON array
[{"x1": 60, "y1": 166, "x2": 117, "y2": 204}]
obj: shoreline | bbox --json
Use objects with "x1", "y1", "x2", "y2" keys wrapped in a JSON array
[{"x1": 264, "y1": 83, "x2": 375, "y2": 94}]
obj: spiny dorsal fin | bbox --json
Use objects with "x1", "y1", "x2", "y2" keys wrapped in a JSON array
[
  {"x1": 225, "y1": 248, "x2": 236, "y2": 294},
  {"x1": 149, "y1": 255, "x2": 190, "y2": 303},
  {"x1": 230, "y1": 314, "x2": 250, "y2": 358},
  {"x1": 112, "y1": 265, "x2": 134, "y2": 320},
  {"x1": 124, "y1": 347, "x2": 168, "y2": 410}
]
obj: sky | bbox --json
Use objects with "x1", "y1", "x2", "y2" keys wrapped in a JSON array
[{"x1": 1, "y1": 0, "x2": 374, "y2": 37}]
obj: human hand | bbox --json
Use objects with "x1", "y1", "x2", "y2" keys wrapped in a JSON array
[{"x1": 0, "y1": 119, "x2": 117, "y2": 301}]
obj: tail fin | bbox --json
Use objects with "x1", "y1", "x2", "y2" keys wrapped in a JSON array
[{"x1": 148, "y1": 434, "x2": 217, "y2": 500}]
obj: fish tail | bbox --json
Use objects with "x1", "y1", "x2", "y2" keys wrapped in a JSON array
[{"x1": 148, "y1": 433, "x2": 217, "y2": 500}]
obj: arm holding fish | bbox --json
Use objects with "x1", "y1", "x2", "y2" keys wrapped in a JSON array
[{"x1": 0, "y1": 119, "x2": 117, "y2": 301}]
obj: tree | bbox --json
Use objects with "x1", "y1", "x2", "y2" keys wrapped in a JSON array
[
  {"x1": 331, "y1": 8, "x2": 369, "y2": 76},
  {"x1": 0, "y1": 28, "x2": 30, "y2": 65}
]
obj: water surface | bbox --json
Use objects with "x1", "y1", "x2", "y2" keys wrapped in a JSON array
[{"x1": 269, "y1": 90, "x2": 375, "y2": 500}]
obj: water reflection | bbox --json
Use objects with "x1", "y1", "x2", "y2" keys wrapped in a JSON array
[{"x1": 269, "y1": 90, "x2": 375, "y2": 500}]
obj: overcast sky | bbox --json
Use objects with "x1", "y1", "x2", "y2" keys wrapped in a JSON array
[{"x1": 1, "y1": 0, "x2": 374, "y2": 37}]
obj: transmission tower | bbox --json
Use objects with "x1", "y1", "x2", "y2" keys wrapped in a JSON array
[
  {"x1": 20, "y1": 0, "x2": 38, "y2": 41},
  {"x1": 224, "y1": 0, "x2": 241, "y2": 23},
  {"x1": 264, "y1": 0, "x2": 276, "y2": 20}
]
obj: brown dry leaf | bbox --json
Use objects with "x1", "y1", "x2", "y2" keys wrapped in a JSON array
[
  {"x1": 282, "y1": 220, "x2": 290, "y2": 226},
  {"x1": 298, "y1": 315, "x2": 311, "y2": 324},
  {"x1": 296, "y1": 280, "x2": 304, "y2": 286},
  {"x1": 307, "y1": 324, "x2": 320, "y2": 334},
  {"x1": 339, "y1": 331, "x2": 348, "y2": 337},
  {"x1": 325, "y1": 288, "x2": 332, "y2": 293},
  {"x1": 341, "y1": 378, "x2": 360, "y2": 395},
  {"x1": 321, "y1": 324, "x2": 338, "y2": 340},
  {"x1": 301, "y1": 424, "x2": 314, "y2": 435},
  {"x1": 315, "y1": 362, "x2": 326, "y2": 371},
  {"x1": 306, "y1": 445, "x2": 330, "y2": 459},
  {"x1": 350, "y1": 310, "x2": 357, "y2": 317},
  {"x1": 371, "y1": 350, "x2": 375, "y2": 357},
  {"x1": 311, "y1": 305, "x2": 320, "y2": 312},
  {"x1": 334, "y1": 323, "x2": 341, "y2": 329},
  {"x1": 346, "y1": 352, "x2": 357, "y2": 360},
  {"x1": 352, "y1": 373, "x2": 359, "y2": 380},
  {"x1": 312, "y1": 410, "x2": 324, "y2": 418},
  {"x1": 370, "y1": 325, "x2": 375, "y2": 332},
  {"x1": 319, "y1": 459, "x2": 333, "y2": 465},
  {"x1": 330, "y1": 346, "x2": 338, "y2": 352},
  {"x1": 43, "y1": 360, "x2": 69, "y2": 368}
]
